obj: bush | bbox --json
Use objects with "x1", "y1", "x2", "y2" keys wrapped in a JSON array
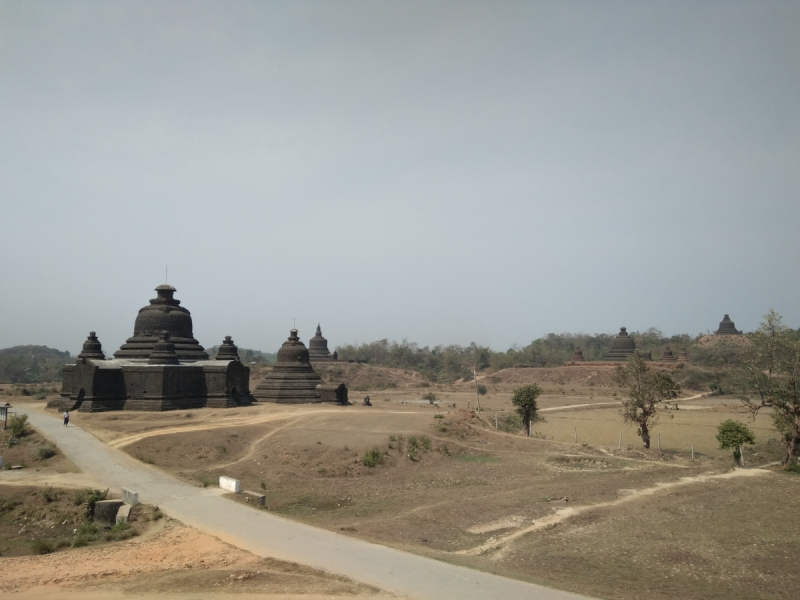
[
  {"x1": 72, "y1": 535, "x2": 89, "y2": 548},
  {"x1": 419, "y1": 436, "x2": 431, "y2": 451},
  {"x1": 8, "y1": 414, "x2": 30, "y2": 437},
  {"x1": 422, "y1": 392, "x2": 437, "y2": 403},
  {"x1": 477, "y1": 385, "x2": 488, "y2": 395},
  {"x1": 497, "y1": 413, "x2": 523, "y2": 433},
  {"x1": 42, "y1": 487, "x2": 58, "y2": 503},
  {"x1": 31, "y1": 539, "x2": 55, "y2": 554},
  {"x1": 362, "y1": 448, "x2": 384, "y2": 467},
  {"x1": 73, "y1": 489, "x2": 108, "y2": 519},
  {"x1": 105, "y1": 522, "x2": 137, "y2": 541},
  {"x1": 33, "y1": 445, "x2": 57, "y2": 460},
  {"x1": 407, "y1": 436, "x2": 418, "y2": 449}
]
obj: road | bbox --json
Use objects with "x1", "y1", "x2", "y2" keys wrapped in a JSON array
[{"x1": 13, "y1": 407, "x2": 596, "y2": 600}]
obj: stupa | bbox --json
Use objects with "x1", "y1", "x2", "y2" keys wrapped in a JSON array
[
  {"x1": 606, "y1": 327, "x2": 636, "y2": 361},
  {"x1": 308, "y1": 324, "x2": 332, "y2": 362},
  {"x1": 253, "y1": 329, "x2": 323, "y2": 403},
  {"x1": 715, "y1": 314, "x2": 742, "y2": 335},
  {"x1": 677, "y1": 348, "x2": 689, "y2": 362},
  {"x1": 114, "y1": 285, "x2": 208, "y2": 361},
  {"x1": 78, "y1": 332, "x2": 105, "y2": 360},
  {"x1": 571, "y1": 347, "x2": 585, "y2": 362},
  {"x1": 49, "y1": 284, "x2": 253, "y2": 412},
  {"x1": 660, "y1": 346, "x2": 676, "y2": 362}
]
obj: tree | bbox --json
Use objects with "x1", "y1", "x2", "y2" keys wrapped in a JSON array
[
  {"x1": 613, "y1": 353, "x2": 681, "y2": 449},
  {"x1": 735, "y1": 310, "x2": 800, "y2": 465},
  {"x1": 512, "y1": 384, "x2": 542, "y2": 437},
  {"x1": 716, "y1": 419, "x2": 755, "y2": 466}
]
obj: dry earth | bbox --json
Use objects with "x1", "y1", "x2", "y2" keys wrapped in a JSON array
[{"x1": 5, "y1": 366, "x2": 800, "y2": 600}]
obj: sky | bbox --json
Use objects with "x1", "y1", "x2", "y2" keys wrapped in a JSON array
[{"x1": 1, "y1": 1, "x2": 798, "y2": 356}]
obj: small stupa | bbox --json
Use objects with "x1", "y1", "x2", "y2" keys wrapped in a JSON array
[
  {"x1": 147, "y1": 331, "x2": 180, "y2": 365},
  {"x1": 660, "y1": 346, "x2": 676, "y2": 362},
  {"x1": 114, "y1": 285, "x2": 209, "y2": 361},
  {"x1": 606, "y1": 327, "x2": 636, "y2": 361},
  {"x1": 78, "y1": 332, "x2": 105, "y2": 360},
  {"x1": 308, "y1": 324, "x2": 332, "y2": 361},
  {"x1": 214, "y1": 336, "x2": 240, "y2": 361},
  {"x1": 571, "y1": 347, "x2": 585, "y2": 362},
  {"x1": 677, "y1": 348, "x2": 689, "y2": 362},
  {"x1": 715, "y1": 314, "x2": 742, "y2": 335},
  {"x1": 253, "y1": 329, "x2": 322, "y2": 403}
]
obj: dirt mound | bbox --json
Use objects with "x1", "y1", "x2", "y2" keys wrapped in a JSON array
[
  {"x1": 467, "y1": 367, "x2": 620, "y2": 389},
  {"x1": 695, "y1": 335, "x2": 752, "y2": 349}
]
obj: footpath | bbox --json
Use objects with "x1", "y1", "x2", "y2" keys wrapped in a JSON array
[{"x1": 15, "y1": 407, "x2": 595, "y2": 600}]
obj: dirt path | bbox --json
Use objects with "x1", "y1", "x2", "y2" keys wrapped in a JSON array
[
  {"x1": 18, "y1": 407, "x2": 596, "y2": 600},
  {"x1": 457, "y1": 467, "x2": 771, "y2": 558}
]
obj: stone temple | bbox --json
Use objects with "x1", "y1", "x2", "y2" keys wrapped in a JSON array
[
  {"x1": 715, "y1": 314, "x2": 743, "y2": 335},
  {"x1": 308, "y1": 324, "x2": 332, "y2": 361},
  {"x1": 253, "y1": 329, "x2": 323, "y2": 403},
  {"x1": 571, "y1": 347, "x2": 586, "y2": 362},
  {"x1": 606, "y1": 327, "x2": 637, "y2": 361},
  {"x1": 49, "y1": 285, "x2": 254, "y2": 412}
]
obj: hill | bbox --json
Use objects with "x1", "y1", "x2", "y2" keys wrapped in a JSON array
[{"x1": 0, "y1": 345, "x2": 72, "y2": 383}]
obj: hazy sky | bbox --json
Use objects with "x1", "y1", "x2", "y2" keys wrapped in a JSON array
[{"x1": 1, "y1": 1, "x2": 798, "y2": 355}]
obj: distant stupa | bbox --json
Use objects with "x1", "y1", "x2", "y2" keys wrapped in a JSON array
[
  {"x1": 677, "y1": 348, "x2": 689, "y2": 363},
  {"x1": 606, "y1": 327, "x2": 636, "y2": 361},
  {"x1": 715, "y1": 314, "x2": 743, "y2": 335},
  {"x1": 308, "y1": 324, "x2": 332, "y2": 361},
  {"x1": 571, "y1": 347, "x2": 585, "y2": 362},
  {"x1": 660, "y1": 346, "x2": 676, "y2": 362}
]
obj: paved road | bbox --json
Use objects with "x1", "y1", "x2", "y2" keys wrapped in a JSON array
[{"x1": 12, "y1": 407, "x2": 596, "y2": 600}]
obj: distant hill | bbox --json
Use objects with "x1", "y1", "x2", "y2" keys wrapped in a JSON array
[{"x1": 0, "y1": 345, "x2": 73, "y2": 383}]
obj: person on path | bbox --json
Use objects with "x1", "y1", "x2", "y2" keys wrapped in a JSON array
[{"x1": 63, "y1": 410, "x2": 69, "y2": 426}]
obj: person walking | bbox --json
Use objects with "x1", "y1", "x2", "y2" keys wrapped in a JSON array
[{"x1": 63, "y1": 410, "x2": 69, "y2": 427}]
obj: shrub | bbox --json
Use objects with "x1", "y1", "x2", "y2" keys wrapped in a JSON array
[
  {"x1": 73, "y1": 489, "x2": 108, "y2": 519},
  {"x1": 31, "y1": 540, "x2": 55, "y2": 554},
  {"x1": 362, "y1": 448, "x2": 384, "y2": 467},
  {"x1": 77, "y1": 522, "x2": 99, "y2": 537},
  {"x1": 407, "y1": 436, "x2": 418, "y2": 449},
  {"x1": 8, "y1": 414, "x2": 30, "y2": 437},
  {"x1": 33, "y1": 446, "x2": 57, "y2": 460},
  {"x1": 497, "y1": 413, "x2": 523, "y2": 433},
  {"x1": 152, "y1": 507, "x2": 163, "y2": 520},
  {"x1": 419, "y1": 436, "x2": 431, "y2": 451},
  {"x1": 72, "y1": 535, "x2": 89, "y2": 548},
  {"x1": 477, "y1": 385, "x2": 488, "y2": 395},
  {"x1": 42, "y1": 487, "x2": 58, "y2": 503},
  {"x1": 422, "y1": 392, "x2": 437, "y2": 403},
  {"x1": 105, "y1": 522, "x2": 137, "y2": 541}
]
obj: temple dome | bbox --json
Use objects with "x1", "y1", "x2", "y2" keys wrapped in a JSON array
[
  {"x1": 253, "y1": 329, "x2": 321, "y2": 403},
  {"x1": 114, "y1": 285, "x2": 208, "y2": 361},
  {"x1": 715, "y1": 314, "x2": 742, "y2": 335},
  {"x1": 78, "y1": 331, "x2": 105, "y2": 360},
  {"x1": 308, "y1": 324, "x2": 331, "y2": 361},
  {"x1": 148, "y1": 331, "x2": 180, "y2": 365},
  {"x1": 607, "y1": 327, "x2": 636, "y2": 361}
]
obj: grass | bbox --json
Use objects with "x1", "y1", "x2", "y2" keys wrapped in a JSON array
[
  {"x1": 362, "y1": 448, "x2": 384, "y2": 467},
  {"x1": 33, "y1": 445, "x2": 57, "y2": 460},
  {"x1": 455, "y1": 454, "x2": 500, "y2": 463}
]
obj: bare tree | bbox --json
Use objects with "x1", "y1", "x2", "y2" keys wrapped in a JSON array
[
  {"x1": 613, "y1": 353, "x2": 681, "y2": 449},
  {"x1": 736, "y1": 310, "x2": 800, "y2": 465}
]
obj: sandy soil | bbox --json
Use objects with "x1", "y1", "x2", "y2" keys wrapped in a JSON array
[{"x1": 0, "y1": 517, "x2": 384, "y2": 599}]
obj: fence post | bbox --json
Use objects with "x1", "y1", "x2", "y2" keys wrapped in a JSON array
[
  {"x1": 574, "y1": 426, "x2": 577, "y2": 443},
  {"x1": 495, "y1": 414, "x2": 498, "y2": 430},
  {"x1": 658, "y1": 433, "x2": 661, "y2": 452},
  {"x1": 618, "y1": 432, "x2": 622, "y2": 449},
  {"x1": 691, "y1": 444, "x2": 694, "y2": 461}
]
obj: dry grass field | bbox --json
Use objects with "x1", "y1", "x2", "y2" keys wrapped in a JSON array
[{"x1": 6, "y1": 366, "x2": 800, "y2": 600}]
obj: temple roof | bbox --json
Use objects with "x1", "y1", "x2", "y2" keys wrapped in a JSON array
[
  {"x1": 607, "y1": 327, "x2": 636, "y2": 360},
  {"x1": 114, "y1": 284, "x2": 208, "y2": 361},
  {"x1": 308, "y1": 324, "x2": 331, "y2": 361}
]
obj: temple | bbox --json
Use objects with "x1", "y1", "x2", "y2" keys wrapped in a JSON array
[
  {"x1": 715, "y1": 314, "x2": 743, "y2": 335},
  {"x1": 677, "y1": 348, "x2": 689, "y2": 362},
  {"x1": 660, "y1": 346, "x2": 676, "y2": 362},
  {"x1": 308, "y1": 324, "x2": 332, "y2": 362},
  {"x1": 571, "y1": 347, "x2": 585, "y2": 362},
  {"x1": 606, "y1": 327, "x2": 637, "y2": 361},
  {"x1": 115, "y1": 285, "x2": 208, "y2": 361},
  {"x1": 49, "y1": 285, "x2": 254, "y2": 412},
  {"x1": 253, "y1": 329, "x2": 323, "y2": 403}
]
